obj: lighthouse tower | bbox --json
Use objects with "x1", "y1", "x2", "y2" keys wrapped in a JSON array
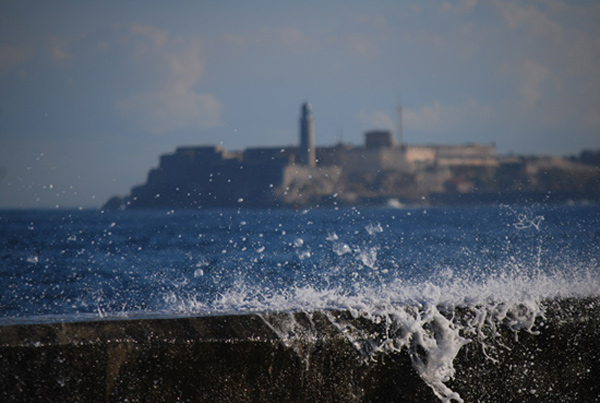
[{"x1": 299, "y1": 102, "x2": 316, "y2": 167}]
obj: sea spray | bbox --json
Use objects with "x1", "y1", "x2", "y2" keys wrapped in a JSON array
[
  {"x1": 1, "y1": 297, "x2": 599, "y2": 402},
  {"x1": 333, "y1": 303, "x2": 471, "y2": 403},
  {"x1": 1, "y1": 206, "x2": 599, "y2": 401},
  {"x1": 255, "y1": 293, "x2": 549, "y2": 403},
  {"x1": 172, "y1": 259, "x2": 591, "y2": 402}
]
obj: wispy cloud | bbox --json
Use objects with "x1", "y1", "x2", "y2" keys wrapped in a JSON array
[
  {"x1": 257, "y1": 27, "x2": 312, "y2": 48},
  {"x1": 441, "y1": 0, "x2": 479, "y2": 14},
  {"x1": 117, "y1": 91, "x2": 222, "y2": 134},
  {"x1": 0, "y1": 43, "x2": 33, "y2": 74},
  {"x1": 129, "y1": 23, "x2": 168, "y2": 56},
  {"x1": 116, "y1": 23, "x2": 222, "y2": 134},
  {"x1": 220, "y1": 21, "x2": 385, "y2": 60},
  {"x1": 492, "y1": 1, "x2": 600, "y2": 130},
  {"x1": 494, "y1": 1, "x2": 563, "y2": 39},
  {"x1": 518, "y1": 60, "x2": 549, "y2": 109},
  {"x1": 358, "y1": 110, "x2": 395, "y2": 131},
  {"x1": 404, "y1": 99, "x2": 494, "y2": 133},
  {"x1": 48, "y1": 35, "x2": 75, "y2": 64}
]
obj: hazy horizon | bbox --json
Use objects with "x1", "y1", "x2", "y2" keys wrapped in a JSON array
[{"x1": 2, "y1": 1, "x2": 600, "y2": 208}]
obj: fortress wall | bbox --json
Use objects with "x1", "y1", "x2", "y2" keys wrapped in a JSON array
[
  {"x1": 437, "y1": 157, "x2": 499, "y2": 167},
  {"x1": 278, "y1": 165, "x2": 342, "y2": 205},
  {"x1": 414, "y1": 166, "x2": 452, "y2": 193},
  {"x1": 338, "y1": 149, "x2": 389, "y2": 175},
  {"x1": 315, "y1": 145, "x2": 354, "y2": 166},
  {"x1": 243, "y1": 147, "x2": 296, "y2": 164},
  {"x1": 379, "y1": 148, "x2": 412, "y2": 172},
  {"x1": 146, "y1": 168, "x2": 169, "y2": 186},
  {"x1": 524, "y1": 156, "x2": 597, "y2": 174},
  {"x1": 175, "y1": 146, "x2": 225, "y2": 158},
  {"x1": 433, "y1": 144, "x2": 496, "y2": 159},
  {"x1": 404, "y1": 146, "x2": 436, "y2": 165},
  {"x1": 160, "y1": 154, "x2": 190, "y2": 171}
]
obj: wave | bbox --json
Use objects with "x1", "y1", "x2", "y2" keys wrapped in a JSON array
[
  {"x1": 154, "y1": 268, "x2": 597, "y2": 402},
  {"x1": 1, "y1": 206, "x2": 599, "y2": 401}
]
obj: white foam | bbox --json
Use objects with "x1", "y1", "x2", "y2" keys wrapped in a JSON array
[
  {"x1": 154, "y1": 204, "x2": 600, "y2": 402},
  {"x1": 26, "y1": 255, "x2": 39, "y2": 264},
  {"x1": 326, "y1": 232, "x2": 339, "y2": 242},
  {"x1": 163, "y1": 263, "x2": 599, "y2": 402},
  {"x1": 355, "y1": 246, "x2": 378, "y2": 269},
  {"x1": 365, "y1": 222, "x2": 383, "y2": 235},
  {"x1": 332, "y1": 242, "x2": 351, "y2": 256}
]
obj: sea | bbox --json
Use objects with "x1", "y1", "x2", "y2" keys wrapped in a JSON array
[{"x1": 1, "y1": 203, "x2": 599, "y2": 401}]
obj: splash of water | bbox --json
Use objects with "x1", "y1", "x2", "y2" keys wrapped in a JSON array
[{"x1": 165, "y1": 264, "x2": 599, "y2": 402}]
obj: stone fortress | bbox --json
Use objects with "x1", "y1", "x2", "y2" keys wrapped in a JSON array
[{"x1": 105, "y1": 102, "x2": 600, "y2": 209}]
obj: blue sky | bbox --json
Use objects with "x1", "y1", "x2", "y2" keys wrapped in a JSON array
[{"x1": 1, "y1": 0, "x2": 599, "y2": 208}]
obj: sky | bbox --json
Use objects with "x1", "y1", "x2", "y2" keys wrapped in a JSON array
[{"x1": 1, "y1": 0, "x2": 600, "y2": 208}]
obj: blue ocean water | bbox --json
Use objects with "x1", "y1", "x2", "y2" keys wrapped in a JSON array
[{"x1": 1, "y1": 204, "x2": 599, "y2": 324}]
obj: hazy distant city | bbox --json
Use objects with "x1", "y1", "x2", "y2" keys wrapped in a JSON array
[
  {"x1": 3, "y1": 3, "x2": 600, "y2": 209},
  {"x1": 105, "y1": 102, "x2": 600, "y2": 210}
]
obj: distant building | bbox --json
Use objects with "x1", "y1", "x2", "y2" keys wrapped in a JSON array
[
  {"x1": 104, "y1": 101, "x2": 598, "y2": 211},
  {"x1": 298, "y1": 102, "x2": 316, "y2": 167},
  {"x1": 365, "y1": 130, "x2": 395, "y2": 148}
]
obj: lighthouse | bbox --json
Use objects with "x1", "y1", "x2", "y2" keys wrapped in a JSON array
[{"x1": 299, "y1": 102, "x2": 316, "y2": 167}]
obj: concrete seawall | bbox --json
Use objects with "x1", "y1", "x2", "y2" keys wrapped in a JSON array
[{"x1": 1, "y1": 298, "x2": 599, "y2": 402}]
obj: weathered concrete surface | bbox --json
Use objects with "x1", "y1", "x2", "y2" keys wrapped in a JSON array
[
  {"x1": 449, "y1": 298, "x2": 600, "y2": 403},
  {"x1": 0, "y1": 312, "x2": 434, "y2": 402},
  {"x1": 0, "y1": 298, "x2": 599, "y2": 402}
]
